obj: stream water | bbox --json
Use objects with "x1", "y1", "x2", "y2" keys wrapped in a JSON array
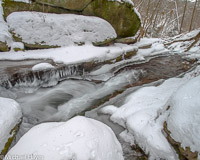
[{"x1": 0, "y1": 54, "x2": 196, "y2": 159}]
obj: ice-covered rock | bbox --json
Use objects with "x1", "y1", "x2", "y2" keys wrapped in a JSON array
[
  {"x1": 0, "y1": 97, "x2": 22, "y2": 156},
  {"x1": 7, "y1": 12, "x2": 117, "y2": 48},
  {"x1": 6, "y1": 116, "x2": 124, "y2": 160}
]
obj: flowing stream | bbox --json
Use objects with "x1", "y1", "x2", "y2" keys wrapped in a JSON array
[{"x1": 0, "y1": 54, "x2": 196, "y2": 159}]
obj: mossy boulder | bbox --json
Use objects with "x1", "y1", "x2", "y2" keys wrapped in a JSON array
[
  {"x1": 35, "y1": 0, "x2": 92, "y2": 11},
  {"x1": 0, "y1": 41, "x2": 9, "y2": 52}
]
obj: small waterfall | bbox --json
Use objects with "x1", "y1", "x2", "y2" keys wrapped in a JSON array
[{"x1": 0, "y1": 64, "x2": 85, "y2": 89}]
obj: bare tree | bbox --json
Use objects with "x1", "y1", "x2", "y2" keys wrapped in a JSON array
[
  {"x1": 174, "y1": 0, "x2": 180, "y2": 31},
  {"x1": 189, "y1": 0, "x2": 198, "y2": 31},
  {"x1": 180, "y1": 0, "x2": 188, "y2": 33}
]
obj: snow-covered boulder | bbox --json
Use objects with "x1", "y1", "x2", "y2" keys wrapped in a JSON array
[
  {"x1": 166, "y1": 76, "x2": 200, "y2": 159},
  {"x1": 6, "y1": 116, "x2": 124, "y2": 160},
  {"x1": 0, "y1": 97, "x2": 22, "y2": 156},
  {"x1": 3, "y1": 0, "x2": 141, "y2": 38},
  {"x1": 7, "y1": 12, "x2": 117, "y2": 48}
]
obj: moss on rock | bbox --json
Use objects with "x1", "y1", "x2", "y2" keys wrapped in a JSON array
[
  {"x1": 0, "y1": 121, "x2": 21, "y2": 159},
  {"x1": 0, "y1": 41, "x2": 9, "y2": 52},
  {"x1": 35, "y1": 0, "x2": 92, "y2": 11},
  {"x1": 83, "y1": 0, "x2": 141, "y2": 38},
  {"x1": 2, "y1": 0, "x2": 72, "y2": 19},
  {"x1": 164, "y1": 122, "x2": 198, "y2": 160}
]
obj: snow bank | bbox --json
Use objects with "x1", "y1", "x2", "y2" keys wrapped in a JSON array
[
  {"x1": 7, "y1": 116, "x2": 124, "y2": 160},
  {"x1": 0, "y1": 44, "x2": 137, "y2": 65},
  {"x1": 7, "y1": 12, "x2": 117, "y2": 47},
  {"x1": 102, "y1": 78, "x2": 185, "y2": 159},
  {"x1": 0, "y1": 97, "x2": 22, "y2": 152},
  {"x1": 101, "y1": 66, "x2": 200, "y2": 159},
  {"x1": 137, "y1": 42, "x2": 168, "y2": 57},
  {"x1": 167, "y1": 76, "x2": 200, "y2": 153},
  {"x1": 166, "y1": 29, "x2": 200, "y2": 54},
  {"x1": 32, "y1": 63, "x2": 55, "y2": 71}
]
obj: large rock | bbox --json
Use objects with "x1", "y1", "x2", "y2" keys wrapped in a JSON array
[
  {"x1": 6, "y1": 116, "x2": 124, "y2": 160},
  {"x1": 3, "y1": 0, "x2": 141, "y2": 38},
  {"x1": 7, "y1": 11, "x2": 117, "y2": 48},
  {"x1": 83, "y1": 0, "x2": 141, "y2": 38},
  {"x1": 0, "y1": 97, "x2": 22, "y2": 157}
]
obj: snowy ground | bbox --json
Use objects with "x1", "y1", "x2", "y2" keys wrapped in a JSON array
[
  {"x1": 165, "y1": 29, "x2": 200, "y2": 54},
  {"x1": 0, "y1": 44, "x2": 138, "y2": 65}
]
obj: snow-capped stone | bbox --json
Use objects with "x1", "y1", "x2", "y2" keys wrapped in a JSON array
[
  {"x1": 32, "y1": 63, "x2": 55, "y2": 71},
  {"x1": 167, "y1": 75, "x2": 200, "y2": 153},
  {"x1": 0, "y1": 97, "x2": 22, "y2": 154},
  {"x1": 6, "y1": 116, "x2": 124, "y2": 160},
  {"x1": 7, "y1": 12, "x2": 117, "y2": 48}
]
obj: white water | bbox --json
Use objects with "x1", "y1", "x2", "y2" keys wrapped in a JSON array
[{"x1": 2, "y1": 69, "x2": 143, "y2": 143}]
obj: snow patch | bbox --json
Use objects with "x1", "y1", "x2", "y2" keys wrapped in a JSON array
[
  {"x1": 32, "y1": 63, "x2": 55, "y2": 71},
  {"x1": 108, "y1": 0, "x2": 134, "y2": 6},
  {"x1": 13, "y1": 0, "x2": 30, "y2": 3}
]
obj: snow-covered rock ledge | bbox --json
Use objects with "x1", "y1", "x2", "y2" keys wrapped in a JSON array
[
  {"x1": 6, "y1": 116, "x2": 124, "y2": 160},
  {"x1": 7, "y1": 12, "x2": 117, "y2": 49},
  {"x1": 165, "y1": 75, "x2": 200, "y2": 160},
  {"x1": 101, "y1": 66, "x2": 200, "y2": 160},
  {"x1": 0, "y1": 97, "x2": 22, "y2": 156}
]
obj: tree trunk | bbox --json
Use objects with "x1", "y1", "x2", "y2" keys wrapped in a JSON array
[
  {"x1": 174, "y1": 0, "x2": 180, "y2": 31},
  {"x1": 189, "y1": 0, "x2": 198, "y2": 32},
  {"x1": 180, "y1": 0, "x2": 188, "y2": 34}
]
